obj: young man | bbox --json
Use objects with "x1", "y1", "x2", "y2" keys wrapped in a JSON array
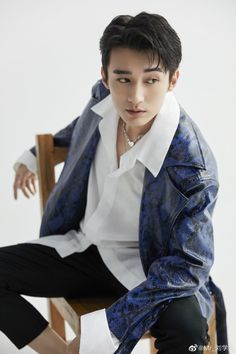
[{"x1": 2, "y1": 11, "x2": 228, "y2": 354}]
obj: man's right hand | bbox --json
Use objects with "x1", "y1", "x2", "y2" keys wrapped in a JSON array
[{"x1": 13, "y1": 164, "x2": 37, "y2": 200}]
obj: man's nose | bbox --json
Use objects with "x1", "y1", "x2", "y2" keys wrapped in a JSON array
[{"x1": 127, "y1": 84, "x2": 144, "y2": 106}]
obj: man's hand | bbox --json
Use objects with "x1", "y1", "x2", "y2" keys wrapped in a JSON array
[
  {"x1": 13, "y1": 164, "x2": 37, "y2": 200},
  {"x1": 66, "y1": 335, "x2": 80, "y2": 354}
]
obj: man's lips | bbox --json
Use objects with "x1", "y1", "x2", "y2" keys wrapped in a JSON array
[
  {"x1": 126, "y1": 109, "x2": 147, "y2": 117},
  {"x1": 126, "y1": 109, "x2": 146, "y2": 113}
]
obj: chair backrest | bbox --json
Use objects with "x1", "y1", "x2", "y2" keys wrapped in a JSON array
[{"x1": 36, "y1": 134, "x2": 68, "y2": 215}]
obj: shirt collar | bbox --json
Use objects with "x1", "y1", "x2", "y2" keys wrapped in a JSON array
[{"x1": 91, "y1": 91, "x2": 180, "y2": 177}]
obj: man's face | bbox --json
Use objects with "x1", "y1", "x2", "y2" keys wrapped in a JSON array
[{"x1": 101, "y1": 47, "x2": 179, "y2": 128}]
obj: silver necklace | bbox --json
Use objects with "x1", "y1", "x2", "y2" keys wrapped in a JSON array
[{"x1": 122, "y1": 121, "x2": 143, "y2": 147}]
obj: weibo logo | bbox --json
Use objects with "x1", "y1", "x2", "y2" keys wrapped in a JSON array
[{"x1": 188, "y1": 344, "x2": 198, "y2": 352}]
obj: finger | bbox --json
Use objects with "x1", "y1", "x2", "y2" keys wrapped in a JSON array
[
  {"x1": 25, "y1": 179, "x2": 35, "y2": 195},
  {"x1": 31, "y1": 176, "x2": 37, "y2": 193},
  {"x1": 21, "y1": 186, "x2": 30, "y2": 198},
  {"x1": 13, "y1": 185, "x2": 18, "y2": 200},
  {"x1": 21, "y1": 177, "x2": 30, "y2": 198},
  {"x1": 13, "y1": 177, "x2": 22, "y2": 200}
]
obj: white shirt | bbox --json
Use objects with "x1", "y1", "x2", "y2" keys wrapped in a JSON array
[{"x1": 14, "y1": 91, "x2": 180, "y2": 353}]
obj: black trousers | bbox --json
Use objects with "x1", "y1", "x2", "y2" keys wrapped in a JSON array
[{"x1": 0, "y1": 243, "x2": 210, "y2": 353}]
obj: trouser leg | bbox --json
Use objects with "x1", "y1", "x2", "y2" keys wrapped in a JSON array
[
  {"x1": 0, "y1": 243, "x2": 127, "y2": 349},
  {"x1": 150, "y1": 295, "x2": 210, "y2": 354}
]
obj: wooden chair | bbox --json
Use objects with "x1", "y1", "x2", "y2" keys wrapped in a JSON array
[{"x1": 36, "y1": 133, "x2": 217, "y2": 354}]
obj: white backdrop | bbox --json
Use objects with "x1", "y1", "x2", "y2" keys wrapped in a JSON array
[{"x1": 0, "y1": 0, "x2": 235, "y2": 353}]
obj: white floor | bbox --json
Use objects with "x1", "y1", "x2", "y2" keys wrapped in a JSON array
[{"x1": 0, "y1": 296, "x2": 151, "y2": 353}]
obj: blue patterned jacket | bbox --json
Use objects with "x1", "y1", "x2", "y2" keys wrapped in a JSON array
[{"x1": 31, "y1": 80, "x2": 228, "y2": 354}]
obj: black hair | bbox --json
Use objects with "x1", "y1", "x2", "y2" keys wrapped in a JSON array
[{"x1": 99, "y1": 11, "x2": 182, "y2": 82}]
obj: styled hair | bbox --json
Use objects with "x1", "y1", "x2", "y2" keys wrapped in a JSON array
[{"x1": 99, "y1": 11, "x2": 182, "y2": 82}]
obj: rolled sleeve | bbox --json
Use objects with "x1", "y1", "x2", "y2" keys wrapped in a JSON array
[{"x1": 13, "y1": 150, "x2": 37, "y2": 173}]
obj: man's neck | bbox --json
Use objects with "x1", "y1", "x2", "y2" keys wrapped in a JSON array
[{"x1": 123, "y1": 116, "x2": 156, "y2": 141}]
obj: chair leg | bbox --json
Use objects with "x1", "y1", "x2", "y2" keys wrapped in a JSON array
[
  {"x1": 48, "y1": 299, "x2": 66, "y2": 340},
  {"x1": 204, "y1": 309, "x2": 217, "y2": 354}
]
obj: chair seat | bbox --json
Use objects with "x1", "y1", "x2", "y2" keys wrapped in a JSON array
[{"x1": 50, "y1": 296, "x2": 116, "y2": 335}]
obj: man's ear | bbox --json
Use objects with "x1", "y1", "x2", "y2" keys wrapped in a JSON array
[
  {"x1": 101, "y1": 67, "x2": 110, "y2": 90},
  {"x1": 168, "y1": 69, "x2": 180, "y2": 91}
]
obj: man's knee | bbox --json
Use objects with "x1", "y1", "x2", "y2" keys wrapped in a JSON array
[{"x1": 150, "y1": 296, "x2": 209, "y2": 345}]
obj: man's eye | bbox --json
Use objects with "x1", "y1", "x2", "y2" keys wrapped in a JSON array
[
  {"x1": 146, "y1": 79, "x2": 159, "y2": 84},
  {"x1": 117, "y1": 78, "x2": 128, "y2": 83},
  {"x1": 116, "y1": 78, "x2": 159, "y2": 84}
]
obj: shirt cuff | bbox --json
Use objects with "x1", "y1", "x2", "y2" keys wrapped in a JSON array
[
  {"x1": 80, "y1": 308, "x2": 120, "y2": 354},
  {"x1": 13, "y1": 150, "x2": 37, "y2": 174}
]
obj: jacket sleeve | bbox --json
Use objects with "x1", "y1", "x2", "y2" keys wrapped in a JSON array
[{"x1": 106, "y1": 178, "x2": 219, "y2": 354}]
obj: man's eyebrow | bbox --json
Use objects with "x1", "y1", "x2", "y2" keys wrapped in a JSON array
[{"x1": 113, "y1": 67, "x2": 164, "y2": 75}]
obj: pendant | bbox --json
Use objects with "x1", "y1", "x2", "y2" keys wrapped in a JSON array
[{"x1": 128, "y1": 141, "x2": 134, "y2": 147}]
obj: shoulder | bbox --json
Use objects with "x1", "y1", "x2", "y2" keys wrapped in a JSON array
[
  {"x1": 91, "y1": 79, "x2": 110, "y2": 101},
  {"x1": 165, "y1": 107, "x2": 219, "y2": 195}
]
